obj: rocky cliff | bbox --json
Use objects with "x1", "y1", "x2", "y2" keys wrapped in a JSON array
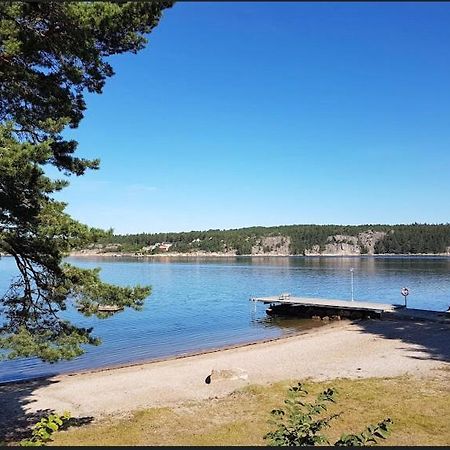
[
  {"x1": 248, "y1": 231, "x2": 386, "y2": 256},
  {"x1": 304, "y1": 230, "x2": 387, "y2": 256},
  {"x1": 251, "y1": 236, "x2": 291, "y2": 255}
]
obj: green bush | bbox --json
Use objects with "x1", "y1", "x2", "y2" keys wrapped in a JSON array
[
  {"x1": 264, "y1": 382, "x2": 392, "y2": 446},
  {"x1": 20, "y1": 412, "x2": 71, "y2": 446}
]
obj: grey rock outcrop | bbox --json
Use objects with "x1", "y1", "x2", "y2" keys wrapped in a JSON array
[
  {"x1": 251, "y1": 235, "x2": 291, "y2": 255},
  {"x1": 357, "y1": 230, "x2": 386, "y2": 254},
  {"x1": 324, "y1": 235, "x2": 360, "y2": 255},
  {"x1": 304, "y1": 230, "x2": 387, "y2": 256}
]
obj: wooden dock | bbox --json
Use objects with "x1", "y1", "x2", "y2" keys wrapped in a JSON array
[
  {"x1": 250, "y1": 294, "x2": 450, "y2": 323},
  {"x1": 250, "y1": 294, "x2": 401, "y2": 313}
]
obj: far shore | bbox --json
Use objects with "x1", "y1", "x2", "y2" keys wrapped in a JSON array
[
  {"x1": 67, "y1": 250, "x2": 450, "y2": 258},
  {"x1": 2, "y1": 251, "x2": 449, "y2": 259}
]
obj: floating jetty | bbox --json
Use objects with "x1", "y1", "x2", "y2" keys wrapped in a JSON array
[{"x1": 250, "y1": 293, "x2": 450, "y2": 323}]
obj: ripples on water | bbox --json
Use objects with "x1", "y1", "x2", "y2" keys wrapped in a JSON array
[{"x1": 0, "y1": 255, "x2": 449, "y2": 383}]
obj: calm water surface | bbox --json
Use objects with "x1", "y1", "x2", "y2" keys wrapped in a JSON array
[{"x1": 0, "y1": 255, "x2": 449, "y2": 383}]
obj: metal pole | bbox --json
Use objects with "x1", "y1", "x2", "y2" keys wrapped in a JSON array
[
  {"x1": 401, "y1": 287, "x2": 409, "y2": 308},
  {"x1": 350, "y1": 268, "x2": 354, "y2": 301}
]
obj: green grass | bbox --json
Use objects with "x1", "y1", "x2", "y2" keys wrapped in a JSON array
[{"x1": 49, "y1": 370, "x2": 450, "y2": 446}]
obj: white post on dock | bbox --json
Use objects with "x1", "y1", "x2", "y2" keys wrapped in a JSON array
[{"x1": 350, "y1": 267, "x2": 354, "y2": 301}]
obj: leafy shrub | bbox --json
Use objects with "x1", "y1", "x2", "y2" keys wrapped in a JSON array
[
  {"x1": 264, "y1": 382, "x2": 392, "y2": 446},
  {"x1": 20, "y1": 412, "x2": 71, "y2": 446},
  {"x1": 334, "y1": 419, "x2": 393, "y2": 446}
]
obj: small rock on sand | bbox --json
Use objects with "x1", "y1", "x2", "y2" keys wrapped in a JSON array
[{"x1": 205, "y1": 368, "x2": 248, "y2": 384}]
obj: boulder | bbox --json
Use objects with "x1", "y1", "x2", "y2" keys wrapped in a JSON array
[{"x1": 205, "y1": 368, "x2": 248, "y2": 384}]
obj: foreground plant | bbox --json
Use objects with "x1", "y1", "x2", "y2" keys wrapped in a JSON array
[
  {"x1": 264, "y1": 382, "x2": 392, "y2": 446},
  {"x1": 20, "y1": 412, "x2": 71, "y2": 446}
]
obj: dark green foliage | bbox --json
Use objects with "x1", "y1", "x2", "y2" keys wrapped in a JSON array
[
  {"x1": 374, "y1": 223, "x2": 449, "y2": 254},
  {"x1": 235, "y1": 239, "x2": 253, "y2": 255},
  {"x1": 0, "y1": 1, "x2": 173, "y2": 175},
  {"x1": 264, "y1": 383, "x2": 392, "y2": 447},
  {"x1": 0, "y1": 1, "x2": 173, "y2": 362}
]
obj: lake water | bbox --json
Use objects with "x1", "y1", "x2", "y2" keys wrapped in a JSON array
[{"x1": 0, "y1": 255, "x2": 449, "y2": 383}]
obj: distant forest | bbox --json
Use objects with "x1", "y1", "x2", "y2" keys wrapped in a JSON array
[{"x1": 96, "y1": 224, "x2": 450, "y2": 255}]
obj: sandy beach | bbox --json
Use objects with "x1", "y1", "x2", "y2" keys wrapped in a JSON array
[{"x1": 1, "y1": 317, "x2": 448, "y2": 434}]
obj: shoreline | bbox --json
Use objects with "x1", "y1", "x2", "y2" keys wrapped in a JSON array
[
  {"x1": 1, "y1": 317, "x2": 448, "y2": 423},
  {"x1": 67, "y1": 251, "x2": 450, "y2": 258},
  {"x1": 0, "y1": 320, "x2": 327, "y2": 387},
  {"x1": 3, "y1": 252, "x2": 450, "y2": 259}
]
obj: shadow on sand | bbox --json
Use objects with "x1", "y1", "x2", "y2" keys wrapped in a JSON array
[
  {"x1": 356, "y1": 316, "x2": 450, "y2": 363},
  {"x1": 0, "y1": 377, "x2": 93, "y2": 444},
  {"x1": 262, "y1": 303, "x2": 450, "y2": 364}
]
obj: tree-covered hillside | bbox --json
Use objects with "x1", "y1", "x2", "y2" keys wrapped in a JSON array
[{"x1": 94, "y1": 223, "x2": 450, "y2": 256}]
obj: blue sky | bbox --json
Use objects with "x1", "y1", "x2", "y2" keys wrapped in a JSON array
[{"x1": 58, "y1": 2, "x2": 450, "y2": 234}]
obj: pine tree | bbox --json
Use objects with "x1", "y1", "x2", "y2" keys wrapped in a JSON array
[{"x1": 0, "y1": 1, "x2": 174, "y2": 362}]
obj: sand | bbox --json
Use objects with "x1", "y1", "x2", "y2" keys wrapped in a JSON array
[{"x1": 1, "y1": 317, "x2": 448, "y2": 429}]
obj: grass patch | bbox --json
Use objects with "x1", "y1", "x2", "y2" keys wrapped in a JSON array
[{"x1": 51, "y1": 370, "x2": 450, "y2": 446}]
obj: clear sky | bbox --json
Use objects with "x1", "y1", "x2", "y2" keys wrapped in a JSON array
[{"x1": 57, "y1": 1, "x2": 450, "y2": 234}]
